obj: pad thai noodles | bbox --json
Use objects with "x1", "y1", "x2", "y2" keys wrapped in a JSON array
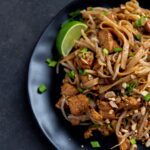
[{"x1": 56, "y1": 0, "x2": 150, "y2": 149}]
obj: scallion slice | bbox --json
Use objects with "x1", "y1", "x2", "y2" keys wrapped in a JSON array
[
  {"x1": 143, "y1": 93, "x2": 150, "y2": 101},
  {"x1": 90, "y1": 141, "x2": 101, "y2": 148},
  {"x1": 114, "y1": 47, "x2": 123, "y2": 52},
  {"x1": 38, "y1": 84, "x2": 47, "y2": 94}
]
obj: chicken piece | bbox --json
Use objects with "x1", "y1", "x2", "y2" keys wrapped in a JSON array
[
  {"x1": 144, "y1": 20, "x2": 150, "y2": 33},
  {"x1": 68, "y1": 94, "x2": 89, "y2": 115},
  {"x1": 84, "y1": 129, "x2": 93, "y2": 139},
  {"x1": 97, "y1": 100, "x2": 112, "y2": 111},
  {"x1": 61, "y1": 83, "x2": 78, "y2": 96},
  {"x1": 88, "y1": 107, "x2": 103, "y2": 121},
  {"x1": 127, "y1": 97, "x2": 140, "y2": 108},
  {"x1": 69, "y1": 118, "x2": 80, "y2": 126},
  {"x1": 98, "y1": 30, "x2": 119, "y2": 53},
  {"x1": 97, "y1": 100, "x2": 116, "y2": 119},
  {"x1": 100, "y1": 111, "x2": 116, "y2": 120},
  {"x1": 119, "y1": 138, "x2": 130, "y2": 150},
  {"x1": 75, "y1": 50, "x2": 94, "y2": 69},
  {"x1": 118, "y1": 97, "x2": 140, "y2": 110}
]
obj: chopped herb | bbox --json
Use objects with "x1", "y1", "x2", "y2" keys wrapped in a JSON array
[
  {"x1": 102, "y1": 48, "x2": 109, "y2": 55},
  {"x1": 143, "y1": 93, "x2": 150, "y2": 101},
  {"x1": 78, "y1": 68, "x2": 86, "y2": 75},
  {"x1": 67, "y1": 70, "x2": 75, "y2": 80},
  {"x1": 78, "y1": 88, "x2": 84, "y2": 93},
  {"x1": 46, "y1": 58, "x2": 57, "y2": 67},
  {"x1": 81, "y1": 48, "x2": 88, "y2": 53},
  {"x1": 90, "y1": 141, "x2": 101, "y2": 148},
  {"x1": 125, "y1": 81, "x2": 138, "y2": 95},
  {"x1": 101, "y1": 10, "x2": 109, "y2": 16},
  {"x1": 69, "y1": 9, "x2": 81, "y2": 18},
  {"x1": 130, "y1": 138, "x2": 136, "y2": 145},
  {"x1": 88, "y1": 7, "x2": 93, "y2": 11},
  {"x1": 135, "y1": 16, "x2": 147, "y2": 27},
  {"x1": 81, "y1": 48, "x2": 88, "y2": 58},
  {"x1": 38, "y1": 84, "x2": 47, "y2": 94},
  {"x1": 134, "y1": 34, "x2": 141, "y2": 41},
  {"x1": 114, "y1": 47, "x2": 123, "y2": 52}
]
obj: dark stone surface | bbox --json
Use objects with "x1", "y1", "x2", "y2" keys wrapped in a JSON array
[{"x1": 0, "y1": 0, "x2": 71, "y2": 149}]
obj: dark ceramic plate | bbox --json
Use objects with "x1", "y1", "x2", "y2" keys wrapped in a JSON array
[{"x1": 28, "y1": 0, "x2": 149, "y2": 149}]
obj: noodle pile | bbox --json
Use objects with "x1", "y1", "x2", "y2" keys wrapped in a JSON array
[{"x1": 56, "y1": 0, "x2": 150, "y2": 149}]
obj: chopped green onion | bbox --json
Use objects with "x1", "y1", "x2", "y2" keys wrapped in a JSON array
[
  {"x1": 130, "y1": 138, "x2": 136, "y2": 145},
  {"x1": 78, "y1": 68, "x2": 86, "y2": 75},
  {"x1": 143, "y1": 93, "x2": 150, "y2": 101},
  {"x1": 134, "y1": 34, "x2": 141, "y2": 41},
  {"x1": 114, "y1": 47, "x2": 123, "y2": 52},
  {"x1": 101, "y1": 10, "x2": 109, "y2": 16},
  {"x1": 135, "y1": 16, "x2": 147, "y2": 27},
  {"x1": 69, "y1": 9, "x2": 81, "y2": 18},
  {"x1": 88, "y1": 7, "x2": 93, "y2": 11},
  {"x1": 90, "y1": 141, "x2": 101, "y2": 148},
  {"x1": 38, "y1": 84, "x2": 47, "y2": 94},
  {"x1": 125, "y1": 81, "x2": 138, "y2": 95},
  {"x1": 67, "y1": 71, "x2": 75, "y2": 80},
  {"x1": 46, "y1": 58, "x2": 57, "y2": 67},
  {"x1": 81, "y1": 48, "x2": 88, "y2": 53},
  {"x1": 102, "y1": 48, "x2": 109, "y2": 55},
  {"x1": 78, "y1": 88, "x2": 84, "y2": 93},
  {"x1": 81, "y1": 48, "x2": 88, "y2": 58}
]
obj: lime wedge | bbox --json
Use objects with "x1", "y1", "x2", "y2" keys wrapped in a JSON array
[{"x1": 56, "y1": 21, "x2": 88, "y2": 56}]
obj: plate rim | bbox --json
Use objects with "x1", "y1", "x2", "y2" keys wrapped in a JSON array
[{"x1": 27, "y1": 0, "x2": 75, "y2": 149}]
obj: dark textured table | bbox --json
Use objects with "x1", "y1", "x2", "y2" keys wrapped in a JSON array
[{"x1": 0, "y1": 0, "x2": 71, "y2": 149}]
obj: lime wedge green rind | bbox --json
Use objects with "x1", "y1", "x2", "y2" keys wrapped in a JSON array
[{"x1": 56, "y1": 21, "x2": 88, "y2": 56}]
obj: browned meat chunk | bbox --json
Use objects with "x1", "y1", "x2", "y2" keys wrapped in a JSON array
[
  {"x1": 88, "y1": 107, "x2": 103, "y2": 121},
  {"x1": 97, "y1": 100, "x2": 112, "y2": 111},
  {"x1": 100, "y1": 110, "x2": 116, "y2": 120},
  {"x1": 84, "y1": 129, "x2": 93, "y2": 139},
  {"x1": 97, "y1": 100, "x2": 116, "y2": 119},
  {"x1": 118, "y1": 97, "x2": 140, "y2": 110},
  {"x1": 75, "y1": 50, "x2": 94, "y2": 69},
  {"x1": 61, "y1": 83, "x2": 78, "y2": 96},
  {"x1": 69, "y1": 118, "x2": 80, "y2": 126},
  {"x1": 144, "y1": 20, "x2": 150, "y2": 33},
  {"x1": 98, "y1": 30, "x2": 119, "y2": 53},
  {"x1": 68, "y1": 94, "x2": 89, "y2": 115}
]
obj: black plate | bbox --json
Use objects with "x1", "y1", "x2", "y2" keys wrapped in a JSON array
[{"x1": 28, "y1": 0, "x2": 149, "y2": 149}]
